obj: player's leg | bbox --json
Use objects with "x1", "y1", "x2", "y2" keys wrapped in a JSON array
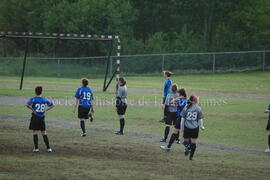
[
  {"x1": 160, "y1": 112, "x2": 173, "y2": 142},
  {"x1": 189, "y1": 128, "x2": 199, "y2": 160},
  {"x1": 32, "y1": 130, "x2": 39, "y2": 152},
  {"x1": 265, "y1": 130, "x2": 270, "y2": 152},
  {"x1": 115, "y1": 105, "x2": 127, "y2": 135},
  {"x1": 160, "y1": 128, "x2": 179, "y2": 151},
  {"x1": 183, "y1": 127, "x2": 191, "y2": 156},
  {"x1": 41, "y1": 130, "x2": 52, "y2": 152},
  {"x1": 78, "y1": 106, "x2": 90, "y2": 136},
  {"x1": 80, "y1": 119, "x2": 87, "y2": 136},
  {"x1": 160, "y1": 97, "x2": 166, "y2": 122}
]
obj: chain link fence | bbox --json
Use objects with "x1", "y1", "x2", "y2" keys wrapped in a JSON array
[{"x1": 0, "y1": 50, "x2": 269, "y2": 78}]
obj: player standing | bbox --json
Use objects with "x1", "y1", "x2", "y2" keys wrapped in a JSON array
[
  {"x1": 73, "y1": 78, "x2": 94, "y2": 137},
  {"x1": 180, "y1": 94, "x2": 205, "y2": 160},
  {"x1": 160, "y1": 88, "x2": 188, "y2": 150},
  {"x1": 160, "y1": 71, "x2": 173, "y2": 123},
  {"x1": 160, "y1": 84, "x2": 179, "y2": 142},
  {"x1": 115, "y1": 77, "x2": 128, "y2": 135},
  {"x1": 26, "y1": 86, "x2": 54, "y2": 152},
  {"x1": 264, "y1": 103, "x2": 270, "y2": 152}
]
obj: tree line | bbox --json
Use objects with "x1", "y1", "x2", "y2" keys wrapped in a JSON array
[{"x1": 0, "y1": 0, "x2": 270, "y2": 57}]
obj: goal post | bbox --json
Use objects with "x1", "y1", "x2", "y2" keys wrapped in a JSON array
[{"x1": 0, "y1": 31, "x2": 121, "y2": 91}]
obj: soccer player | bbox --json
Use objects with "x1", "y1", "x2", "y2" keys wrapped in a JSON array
[
  {"x1": 160, "y1": 88, "x2": 188, "y2": 151},
  {"x1": 73, "y1": 78, "x2": 94, "y2": 137},
  {"x1": 115, "y1": 77, "x2": 128, "y2": 135},
  {"x1": 160, "y1": 71, "x2": 173, "y2": 123},
  {"x1": 26, "y1": 86, "x2": 54, "y2": 153},
  {"x1": 264, "y1": 103, "x2": 270, "y2": 152},
  {"x1": 180, "y1": 94, "x2": 205, "y2": 160},
  {"x1": 160, "y1": 84, "x2": 179, "y2": 142}
]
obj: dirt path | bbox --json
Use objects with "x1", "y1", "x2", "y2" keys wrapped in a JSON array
[{"x1": 0, "y1": 114, "x2": 268, "y2": 156}]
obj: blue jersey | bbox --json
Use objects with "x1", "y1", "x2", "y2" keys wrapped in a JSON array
[
  {"x1": 164, "y1": 78, "x2": 172, "y2": 97},
  {"x1": 75, "y1": 87, "x2": 94, "y2": 108},
  {"x1": 176, "y1": 98, "x2": 188, "y2": 117},
  {"x1": 268, "y1": 103, "x2": 270, "y2": 118},
  {"x1": 26, "y1": 97, "x2": 53, "y2": 118}
]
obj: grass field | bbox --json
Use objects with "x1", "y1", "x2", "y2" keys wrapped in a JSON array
[{"x1": 0, "y1": 72, "x2": 270, "y2": 180}]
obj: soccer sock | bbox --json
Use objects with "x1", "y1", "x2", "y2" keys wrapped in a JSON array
[
  {"x1": 190, "y1": 143, "x2": 197, "y2": 158},
  {"x1": 183, "y1": 140, "x2": 189, "y2": 148},
  {"x1": 80, "y1": 120, "x2": 86, "y2": 133},
  {"x1": 176, "y1": 132, "x2": 180, "y2": 140},
  {"x1": 42, "y1": 135, "x2": 50, "y2": 149},
  {"x1": 120, "y1": 118, "x2": 125, "y2": 133},
  {"x1": 33, "y1": 134, "x2": 38, "y2": 149},
  {"x1": 268, "y1": 135, "x2": 270, "y2": 148},
  {"x1": 168, "y1": 133, "x2": 177, "y2": 148},
  {"x1": 164, "y1": 126, "x2": 170, "y2": 140}
]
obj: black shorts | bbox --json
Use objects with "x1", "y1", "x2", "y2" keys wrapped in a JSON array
[
  {"x1": 266, "y1": 118, "x2": 270, "y2": 130},
  {"x1": 29, "y1": 113, "x2": 46, "y2": 131},
  {"x1": 174, "y1": 116, "x2": 181, "y2": 129},
  {"x1": 116, "y1": 104, "x2": 127, "y2": 115},
  {"x1": 78, "y1": 106, "x2": 91, "y2": 119},
  {"x1": 183, "y1": 127, "x2": 199, "y2": 139},
  {"x1": 165, "y1": 112, "x2": 177, "y2": 125}
]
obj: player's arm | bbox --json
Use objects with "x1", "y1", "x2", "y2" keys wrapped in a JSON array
[
  {"x1": 199, "y1": 119, "x2": 205, "y2": 130},
  {"x1": 265, "y1": 110, "x2": 270, "y2": 113},
  {"x1": 26, "y1": 104, "x2": 35, "y2": 112},
  {"x1": 46, "y1": 105, "x2": 54, "y2": 112}
]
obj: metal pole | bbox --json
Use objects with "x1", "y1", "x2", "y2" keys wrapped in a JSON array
[
  {"x1": 19, "y1": 38, "x2": 29, "y2": 90},
  {"x1": 162, "y1": 55, "x2": 165, "y2": 71},
  {"x1": 103, "y1": 40, "x2": 113, "y2": 91},
  {"x1": 262, "y1": 51, "x2": 266, "y2": 72},
  {"x1": 109, "y1": 56, "x2": 112, "y2": 76},
  {"x1": 212, "y1": 54, "x2": 216, "y2": 73}
]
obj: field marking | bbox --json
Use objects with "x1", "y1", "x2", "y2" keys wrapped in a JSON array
[{"x1": 0, "y1": 114, "x2": 269, "y2": 157}]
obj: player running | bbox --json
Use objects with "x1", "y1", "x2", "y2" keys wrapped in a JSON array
[
  {"x1": 180, "y1": 94, "x2": 205, "y2": 160},
  {"x1": 115, "y1": 77, "x2": 128, "y2": 135},
  {"x1": 73, "y1": 78, "x2": 94, "y2": 137},
  {"x1": 160, "y1": 71, "x2": 173, "y2": 123},
  {"x1": 160, "y1": 84, "x2": 179, "y2": 142},
  {"x1": 26, "y1": 86, "x2": 54, "y2": 153},
  {"x1": 264, "y1": 103, "x2": 270, "y2": 152},
  {"x1": 160, "y1": 88, "x2": 188, "y2": 151}
]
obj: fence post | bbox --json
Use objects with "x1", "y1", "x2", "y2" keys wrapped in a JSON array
[
  {"x1": 110, "y1": 56, "x2": 112, "y2": 76},
  {"x1": 212, "y1": 54, "x2": 216, "y2": 73},
  {"x1": 262, "y1": 51, "x2": 266, "y2": 72},
  {"x1": 162, "y1": 55, "x2": 165, "y2": 71}
]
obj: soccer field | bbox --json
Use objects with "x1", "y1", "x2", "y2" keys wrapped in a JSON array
[{"x1": 0, "y1": 72, "x2": 270, "y2": 180}]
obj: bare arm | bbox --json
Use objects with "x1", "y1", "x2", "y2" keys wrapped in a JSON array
[
  {"x1": 73, "y1": 98, "x2": 79, "y2": 113},
  {"x1": 26, "y1": 104, "x2": 35, "y2": 112},
  {"x1": 46, "y1": 105, "x2": 54, "y2": 112},
  {"x1": 264, "y1": 110, "x2": 270, "y2": 113}
]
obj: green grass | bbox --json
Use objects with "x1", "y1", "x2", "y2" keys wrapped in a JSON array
[{"x1": 0, "y1": 72, "x2": 270, "y2": 179}]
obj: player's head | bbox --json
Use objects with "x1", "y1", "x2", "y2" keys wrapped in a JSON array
[
  {"x1": 35, "y1": 86, "x2": 42, "y2": 96},
  {"x1": 171, "y1": 83, "x2": 178, "y2": 93},
  {"x1": 189, "y1": 93, "x2": 198, "y2": 104},
  {"x1": 81, "y1": 78, "x2": 89, "y2": 87},
  {"x1": 118, "y1": 77, "x2": 126, "y2": 86},
  {"x1": 178, "y1": 88, "x2": 187, "y2": 97},
  {"x1": 163, "y1": 71, "x2": 172, "y2": 78}
]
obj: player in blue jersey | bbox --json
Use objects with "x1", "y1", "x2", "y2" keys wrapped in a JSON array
[
  {"x1": 160, "y1": 71, "x2": 173, "y2": 123},
  {"x1": 264, "y1": 103, "x2": 270, "y2": 152},
  {"x1": 73, "y1": 78, "x2": 94, "y2": 137},
  {"x1": 160, "y1": 88, "x2": 188, "y2": 151},
  {"x1": 26, "y1": 86, "x2": 54, "y2": 153}
]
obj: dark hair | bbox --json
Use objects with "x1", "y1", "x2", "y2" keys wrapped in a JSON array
[
  {"x1": 178, "y1": 88, "x2": 187, "y2": 97},
  {"x1": 118, "y1": 77, "x2": 126, "y2": 86},
  {"x1": 81, "y1": 78, "x2": 88, "y2": 87},
  {"x1": 35, "y1": 86, "x2": 42, "y2": 95},
  {"x1": 164, "y1": 71, "x2": 172, "y2": 77},
  {"x1": 171, "y1": 83, "x2": 178, "y2": 93}
]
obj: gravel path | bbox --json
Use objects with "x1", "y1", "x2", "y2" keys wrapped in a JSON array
[{"x1": 0, "y1": 114, "x2": 268, "y2": 156}]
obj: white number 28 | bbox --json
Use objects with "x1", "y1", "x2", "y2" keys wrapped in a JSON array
[{"x1": 186, "y1": 112, "x2": 197, "y2": 121}]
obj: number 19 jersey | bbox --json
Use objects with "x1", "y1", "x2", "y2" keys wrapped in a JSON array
[
  {"x1": 27, "y1": 97, "x2": 54, "y2": 118},
  {"x1": 75, "y1": 87, "x2": 94, "y2": 108}
]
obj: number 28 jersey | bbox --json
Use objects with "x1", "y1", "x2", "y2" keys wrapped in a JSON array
[
  {"x1": 27, "y1": 97, "x2": 54, "y2": 118},
  {"x1": 75, "y1": 87, "x2": 94, "y2": 108},
  {"x1": 180, "y1": 104, "x2": 203, "y2": 129}
]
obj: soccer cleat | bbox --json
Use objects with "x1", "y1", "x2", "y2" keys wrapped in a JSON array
[
  {"x1": 189, "y1": 156, "x2": 193, "y2": 160},
  {"x1": 160, "y1": 145, "x2": 171, "y2": 152},
  {"x1": 47, "y1": 148, "x2": 52, "y2": 153},
  {"x1": 114, "y1": 131, "x2": 123, "y2": 135},
  {"x1": 160, "y1": 138, "x2": 166, "y2": 142},
  {"x1": 81, "y1": 133, "x2": 87, "y2": 137},
  {"x1": 184, "y1": 148, "x2": 190, "y2": 156},
  {"x1": 89, "y1": 114, "x2": 94, "y2": 122},
  {"x1": 32, "y1": 148, "x2": 40, "y2": 153},
  {"x1": 176, "y1": 139, "x2": 181, "y2": 144},
  {"x1": 264, "y1": 148, "x2": 270, "y2": 153}
]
